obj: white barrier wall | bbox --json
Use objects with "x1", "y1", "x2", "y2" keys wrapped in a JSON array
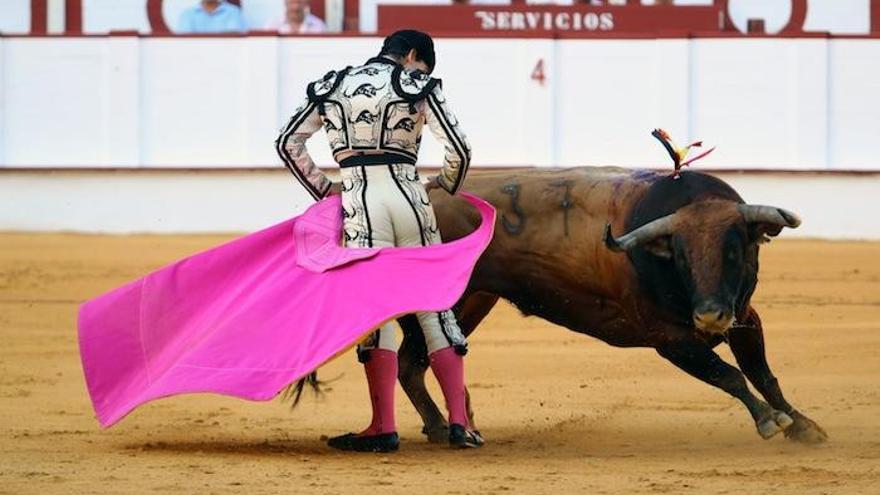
[
  {"x1": 1, "y1": 169, "x2": 877, "y2": 238},
  {"x1": 1, "y1": 36, "x2": 880, "y2": 170}
]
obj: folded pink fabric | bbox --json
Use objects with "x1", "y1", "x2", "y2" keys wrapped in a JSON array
[{"x1": 78, "y1": 192, "x2": 495, "y2": 428}]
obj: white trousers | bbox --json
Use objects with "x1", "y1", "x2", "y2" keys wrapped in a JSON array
[{"x1": 341, "y1": 163, "x2": 467, "y2": 356}]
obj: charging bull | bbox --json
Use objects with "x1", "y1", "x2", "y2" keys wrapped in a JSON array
[{"x1": 396, "y1": 166, "x2": 827, "y2": 444}]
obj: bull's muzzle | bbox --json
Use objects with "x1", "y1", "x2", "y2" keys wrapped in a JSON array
[{"x1": 692, "y1": 301, "x2": 734, "y2": 334}]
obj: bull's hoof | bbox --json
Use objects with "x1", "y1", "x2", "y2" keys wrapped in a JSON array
[
  {"x1": 783, "y1": 413, "x2": 828, "y2": 444},
  {"x1": 756, "y1": 410, "x2": 794, "y2": 439},
  {"x1": 422, "y1": 425, "x2": 449, "y2": 444}
]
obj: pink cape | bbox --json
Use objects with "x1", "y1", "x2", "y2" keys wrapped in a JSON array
[{"x1": 78, "y1": 192, "x2": 495, "y2": 428}]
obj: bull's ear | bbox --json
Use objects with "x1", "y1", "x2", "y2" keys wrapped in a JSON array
[
  {"x1": 642, "y1": 236, "x2": 673, "y2": 259},
  {"x1": 748, "y1": 224, "x2": 777, "y2": 244}
]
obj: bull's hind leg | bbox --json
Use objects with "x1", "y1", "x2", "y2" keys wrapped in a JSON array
[
  {"x1": 397, "y1": 315, "x2": 447, "y2": 443},
  {"x1": 727, "y1": 308, "x2": 828, "y2": 443},
  {"x1": 657, "y1": 340, "x2": 794, "y2": 440},
  {"x1": 397, "y1": 292, "x2": 499, "y2": 443}
]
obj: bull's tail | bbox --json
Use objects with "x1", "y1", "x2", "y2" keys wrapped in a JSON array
[{"x1": 280, "y1": 372, "x2": 327, "y2": 408}]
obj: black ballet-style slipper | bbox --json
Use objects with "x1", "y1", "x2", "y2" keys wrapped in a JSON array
[{"x1": 448, "y1": 424, "x2": 484, "y2": 449}]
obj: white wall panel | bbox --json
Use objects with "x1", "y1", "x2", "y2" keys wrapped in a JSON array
[
  {"x1": 4, "y1": 39, "x2": 107, "y2": 166},
  {"x1": 243, "y1": 36, "x2": 280, "y2": 165},
  {"x1": 658, "y1": 39, "x2": 691, "y2": 148},
  {"x1": 105, "y1": 35, "x2": 141, "y2": 165},
  {"x1": 691, "y1": 39, "x2": 801, "y2": 168},
  {"x1": 556, "y1": 39, "x2": 690, "y2": 167},
  {"x1": 431, "y1": 38, "x2": 554, "y2": 167},
  {"x1": 140, "y1": 39, "x2": 251, "y2": 166},
  {"x1": 792, "y1": 39, "x2": 829, "y2": 169},
  {"x1": 828, "y1": 40, "x2": 880, "y2": 170}
]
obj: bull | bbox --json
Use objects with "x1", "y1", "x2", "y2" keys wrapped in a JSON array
[{"x1": 395, "y1": 166, "x2": 827, "y2": 444}]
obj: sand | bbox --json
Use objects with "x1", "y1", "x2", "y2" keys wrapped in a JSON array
[{"x1": 1, "y1": 233, "x2": 878, "y2": 494}]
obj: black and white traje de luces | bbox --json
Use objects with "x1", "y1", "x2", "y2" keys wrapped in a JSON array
[{"x1": 275, "y1": 56, "x2": 472, "y2": 357}]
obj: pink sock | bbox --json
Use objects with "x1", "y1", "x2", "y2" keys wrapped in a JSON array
[
  {"x1": 359, "y1": 349, "x2": 397, "y2": 436},
  {"x1": 429, "y1": 347, "x2": 469, "y2": 427}
]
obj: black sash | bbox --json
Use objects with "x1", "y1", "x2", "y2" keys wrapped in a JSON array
[{"x1": 339, "y1": 154, "x2": 417, "y2": 168}]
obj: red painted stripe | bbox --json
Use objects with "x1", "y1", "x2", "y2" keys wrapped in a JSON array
[
  {"x1": 344, "y1": 0, "x2": 358, "y2": 31},
  {"x1": 310, "y1": 0, "x2": 325, "y2": 24},
  {"x1": 30, "y1": 0, "x2": 47, "y2": 35},
  {"x1": 873, "y1": 0, "x2": 880, "y2": 33},
  {"x1": 65, "y1": 0, "x2": 83, "y2": 34},
  {"x1": 779, "y1": 0, "x2": 808, "y2": 35},
  {"x1": 146, "y1": 0, "x2": 170, "y2": 34}
]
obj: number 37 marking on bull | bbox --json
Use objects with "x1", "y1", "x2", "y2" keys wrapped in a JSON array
[{"x1": 500, "y1": 180, "x2": 574, "y2": 236}]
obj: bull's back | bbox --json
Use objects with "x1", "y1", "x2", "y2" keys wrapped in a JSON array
[
  {"x1": 429, "y1": 167, "x2": 657, "y2": 297},
  {"x1": 430, "y1": 167, "x2": 655, "y2": 241}
]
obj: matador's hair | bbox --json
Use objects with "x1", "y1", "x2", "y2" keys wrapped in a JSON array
[{"x1": 379, "y1": 29, "x2": 436, "y2": 73}]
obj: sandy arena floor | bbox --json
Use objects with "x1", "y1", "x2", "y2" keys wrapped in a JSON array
[{"x1": 0, "y1": 233, "x2": 878, "y2": 494}]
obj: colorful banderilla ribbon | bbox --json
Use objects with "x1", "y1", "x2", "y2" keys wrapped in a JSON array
[{"x1": 651, "y1": 128, "x2": 716, "y2": 179}]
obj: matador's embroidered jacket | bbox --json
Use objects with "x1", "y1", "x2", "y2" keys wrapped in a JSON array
[{"x1": 275, "y1": 56, "x2": 472, "y2": 200}]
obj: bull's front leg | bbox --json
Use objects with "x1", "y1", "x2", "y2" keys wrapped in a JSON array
[
  {"x1": 657, "y1": 340, "x2": 794, "y2": 440},
  {"x1": 727, "y1": 308, "x2": 828, "y2": 443}
]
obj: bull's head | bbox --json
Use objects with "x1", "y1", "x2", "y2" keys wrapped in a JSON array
[{"x1": 603, "y1": 201, "x2": 800, "y2": 334}]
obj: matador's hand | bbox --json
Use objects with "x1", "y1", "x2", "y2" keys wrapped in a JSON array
[
  {"x1": 327, "y1": 182, "x2": 343, "y2": 196},
  {"x1": 423, "y1": 176, "x2": 442, "y2": 193}
]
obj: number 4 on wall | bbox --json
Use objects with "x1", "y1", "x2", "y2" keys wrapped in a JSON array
[{"x1": 531, "y1": 59, "x2": 546, "y2": 86}]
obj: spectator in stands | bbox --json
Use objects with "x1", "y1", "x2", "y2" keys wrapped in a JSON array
[
  {"x1": 177, "y1": 0, "x2": 246, "y2": 34},
  {"x1": 266, "y1": 0, "x2": 327, "y2": 34}
]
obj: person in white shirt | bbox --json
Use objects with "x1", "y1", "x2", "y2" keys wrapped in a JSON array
[{"x1": 266, "y1": 0, "x2": 327, "y2": 34}]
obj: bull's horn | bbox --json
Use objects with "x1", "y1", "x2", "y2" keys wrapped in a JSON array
[
  {"x1": 603, "y1": 213, "x2": 678, "y2": 252},
  {"x1": 738, "y1": 205, "x2": 801, "y2": 228}
]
